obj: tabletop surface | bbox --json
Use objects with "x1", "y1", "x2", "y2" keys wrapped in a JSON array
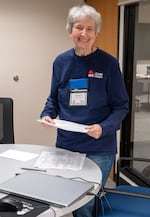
[{"x1": 0, "y1": 144, "x2": 102, "y2": 217}]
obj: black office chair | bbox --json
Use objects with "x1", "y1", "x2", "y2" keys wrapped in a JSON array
[
  {"x1": 0, "y1": 98, "x2": 14, "y2": 143},
  {"x1": 97, "y1": 157, "x2": 150, "y2": 217}
]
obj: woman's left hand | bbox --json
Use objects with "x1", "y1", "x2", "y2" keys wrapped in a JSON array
[{"x1": 86, "y1": 124, "x2": 102, "y2": 139}]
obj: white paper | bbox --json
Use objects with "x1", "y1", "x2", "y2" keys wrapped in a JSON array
[
  {"x1": 37, "y1": 119, "x2": 89, "y2": 133},
  {"x1": 34, "y1": 150, "x2": 86, "y2": 170},
  {"x1": 0, "y1": 149, "x2": 38, "y2": 161}
]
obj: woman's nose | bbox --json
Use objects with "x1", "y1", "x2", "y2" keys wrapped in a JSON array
[{"x1": 80, "y1": 28, "x2": 87, "y2": 35}]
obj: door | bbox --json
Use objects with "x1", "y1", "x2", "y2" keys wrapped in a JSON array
[{"x1": 119, "y1": 0, "x2": 150, "y2": 186}]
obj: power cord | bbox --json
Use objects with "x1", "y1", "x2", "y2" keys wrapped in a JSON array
[
  {"x1": 99, "y1": 187, "x2": 113, "y2": 217},
  {"x1": 86, "y1": 187, "x2": 114, "y2": 217},
  {"x1": 64, "y1": 175, "x2": 102, "y2": 187}
]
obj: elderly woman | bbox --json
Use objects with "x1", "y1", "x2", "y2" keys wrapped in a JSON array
[{"x1": 40, "y1": 4, "x2": 129, "y2": 217}]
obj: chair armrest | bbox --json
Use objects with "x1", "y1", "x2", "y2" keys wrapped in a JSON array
[
  {"x1": 116, "y1": 157, "x2": 150, "y2": 185},
  {"x1": 102, "y1": 187, "x2": 150, "y2": 199}
]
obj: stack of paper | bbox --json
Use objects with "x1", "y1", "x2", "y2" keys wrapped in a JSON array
[
  {"x1": 34, "y1": 149, "x2": 86, "y2": 170},
  {"x1": 37, "y1": 119, "x2": 88, "y2": 133}
]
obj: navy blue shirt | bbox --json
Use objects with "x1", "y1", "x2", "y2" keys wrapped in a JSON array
[{"x1": 41, "y1": 48, "x2": 129, "y2": 154}]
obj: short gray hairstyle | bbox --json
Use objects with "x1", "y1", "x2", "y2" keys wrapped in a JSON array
[{"x1": 66, "y1": 5, "x2": 102, "y2": 34}]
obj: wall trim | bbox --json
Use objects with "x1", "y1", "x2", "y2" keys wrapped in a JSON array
[{"x1": 118, "y1": 0, "x2": 140, "y2": 6}]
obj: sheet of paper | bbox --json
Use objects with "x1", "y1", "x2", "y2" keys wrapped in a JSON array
[
  {"x1": 0, "y1": 149, "x2": 38, "y2": 161},
  {"x1": 34, "y1": 150, "x2": 86, "y2": 170},
  {"x1": 37, "y1": 119, "x2": 89, "y2": 133}
]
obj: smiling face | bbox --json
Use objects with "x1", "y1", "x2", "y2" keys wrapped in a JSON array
[{"x1": 70, "y1": 17, "x2": 97, "y2": 56}]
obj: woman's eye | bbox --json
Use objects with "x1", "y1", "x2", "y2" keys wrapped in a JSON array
[
  {"x1": 74, "y1": 26, "x2": 95, "y2": 32},
  {"x1": 76, "y1": 26, "x2": 83, "y2": 31},
  {"x1": 87, "y1": 27, "x2": 94, "y2": 31}
]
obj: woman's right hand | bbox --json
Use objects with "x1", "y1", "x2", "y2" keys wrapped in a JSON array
[{"x1": 41, "y1": 116, "x2": 55, "y2": 128}]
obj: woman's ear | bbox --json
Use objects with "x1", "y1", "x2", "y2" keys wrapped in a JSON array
[{"x1": 69, "y1": 32, "x2": 73, "y2": 39}]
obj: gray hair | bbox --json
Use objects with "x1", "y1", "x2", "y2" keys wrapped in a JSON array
[{"x1": 66, "y1": 5, "x2": 102, "y2": 34}]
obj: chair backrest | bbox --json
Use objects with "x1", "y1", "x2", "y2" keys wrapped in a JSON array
[
  {"x1": 0, "y1": 98, "x2": 14, "y2": 144},
  {"x1": 98, "y1": 185, "x2": 150, "y2": 217}
]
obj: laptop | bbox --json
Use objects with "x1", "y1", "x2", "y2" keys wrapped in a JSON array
[{"x1": 0, "y1": 171, "x2": 94, "y2": 207}]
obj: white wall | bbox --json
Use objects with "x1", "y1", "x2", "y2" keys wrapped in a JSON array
[
  {"x1": 0, "y1": 0, "x2": 83, "y2": 146},
  {"x1": 138, "y1": 1, "x2": 150, "y2": 23}
]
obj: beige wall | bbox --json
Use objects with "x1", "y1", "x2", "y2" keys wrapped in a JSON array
[{"x1": 0, "y1": 0, "x2": 83, "y2": 145}]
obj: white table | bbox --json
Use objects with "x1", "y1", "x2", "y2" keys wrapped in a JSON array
[{"x1": 0, "y1": 144, "x2": 102, "y2": 217}]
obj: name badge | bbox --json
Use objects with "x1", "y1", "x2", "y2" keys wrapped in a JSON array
[{"x1": 69, "y1": 78, "x2": 88, "y2": 106}]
